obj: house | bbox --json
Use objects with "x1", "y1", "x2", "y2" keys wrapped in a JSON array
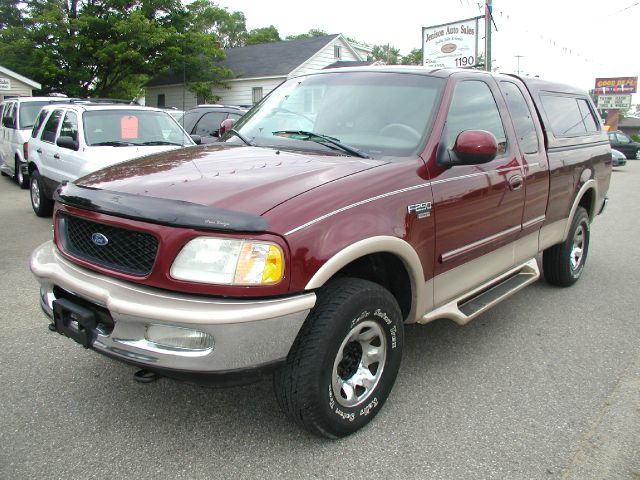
[
  {"x1": 145, "y1": 34, "x2": 369, "y2": 109},
  {"x1": 0, "y1": 65, "x2": 41, "y2": 102},
  {"x1": 618, "y1": 116, "x2": 640, "y2": 138}
]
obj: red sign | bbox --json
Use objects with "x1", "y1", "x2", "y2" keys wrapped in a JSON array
[{"x1": 594, "y1": 77, "x2": 637, "y2": 94}]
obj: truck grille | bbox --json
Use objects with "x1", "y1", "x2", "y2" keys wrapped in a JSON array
[{"x1": 58, "y1": 213, "x2": 158, "y2": 276}]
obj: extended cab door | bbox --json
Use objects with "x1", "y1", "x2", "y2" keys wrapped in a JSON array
[
  {"x1": 498, "y1": 80, "x2": 549, "y2": 236},
  {"x1": 431, "y1": 77, "x2": 525, "y2": 306}
]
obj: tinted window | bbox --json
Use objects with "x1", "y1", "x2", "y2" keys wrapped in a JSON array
[
  {"x1": 444, "y1": 80, "x2": 507, "y2": 154},
  {"x1": 194, "y1": 112, "x2": 228, "y2": 136},
  {"x1": 540, "y1": 95, "x2": 597, "y2": 137},
  {"x1": 59, "y1": 111, "x2": 78, "y2": 143},
  {"x1": 180, "y1": 111, "x2": 203, "y2": 134},
  {"x1": 19, "y1": 101, "x2": 53, "y2": 129},
  {"x1": 500, "y1": 81, "x2": 539, "y2": 154},
  {"x1": 2, "y1": 102, "x2": 16, "y2": 128},
  {"x1": 31, "y1": 110, "x2": 49, "y2": 138},
  {"x1": 41, "y1": 110, "x2": 63, "y2": 143},
  {"x1": 577, "y1": 99, "x2": 599, "y2": 132}
]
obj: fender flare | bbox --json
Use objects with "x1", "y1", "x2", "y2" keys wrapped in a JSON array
[
  {"x1": 562, "y1": 179, "x2": 597, "y2": 241},
  {"x1": 304, "y1": 236, "x2": 427, "y2": 322}
]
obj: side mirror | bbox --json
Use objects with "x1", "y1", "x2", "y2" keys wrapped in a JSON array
[
  {"x1": 440, "y1": 130, "x2": 498, "y2": 167},
  {"x1": 190, "y1": 135, "x2": 202, "y2": 145},
  {"x1": 219, "y1": 118, "x2": 236, "y2": 137},
  {"x1": 56, "y1": 136, "x2": 79, "y2": 151}
]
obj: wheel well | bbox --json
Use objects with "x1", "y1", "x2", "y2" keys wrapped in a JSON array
[
  {"x1": 578, "y1": 188, "x2": 594, "y2": 220},
  {"x1": 28, "y1": 162, "x2": 37, "y2": 174},
  {"x1": 332, "y1": 253, "x2": 412, "y2": 321}
]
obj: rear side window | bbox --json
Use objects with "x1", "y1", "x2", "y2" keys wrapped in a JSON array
[
  {"x1": 18, "y1": 101, "x2": 51, "y2": 129},
  {"x1": 41, "y1": 110, "x2": 63, "y2": 143},
  {"x1": 500, "y1": 81, "x2": 539, "y2": 154},
  {"x1": 2, "y1": 102, "x2": 16, "y2": 128},
  {"x1": 540, "y1": 95, "x2": 600, "y2": 137},
  {"x1": 32, "y1": 110, "x2": 49, "y2": 138}
]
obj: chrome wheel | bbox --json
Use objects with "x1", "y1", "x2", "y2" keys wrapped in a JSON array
[
  {"x1": 31, "y1": 176, "x2": 41, "y2": 210},
  {"x1": 570, "y1": 225, "x2": 585, "y2": 271},
  {"x1": 332, "y1": 320, "x2": 386, "y2": 408}
]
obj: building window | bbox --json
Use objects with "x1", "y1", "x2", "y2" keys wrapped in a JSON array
[
  {"x1": 157, "y1": 94, "x2": 165, "y2": 107},
  {"x1": 334, "y1": 45, "x2": 342, "y2": 59},
  {"x1": 252, "y1": 87, "x2": 263, "y2": 105}
]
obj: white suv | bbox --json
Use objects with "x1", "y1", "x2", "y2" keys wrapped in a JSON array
[
  {"x1": 27, "y1": 102, "x2": 196, "y2": 216},
  {"x1": 0, "y1": 97, "x2": 71, "y2": 187}
]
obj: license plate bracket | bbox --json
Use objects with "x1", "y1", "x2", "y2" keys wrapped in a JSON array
[{"x1": 53, "y1": 298, "x2": 98, "y2": 348}]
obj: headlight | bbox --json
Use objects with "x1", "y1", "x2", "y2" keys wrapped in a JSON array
[{"x1": 170, "y1": 237, "x2": 284, "y2": 285}]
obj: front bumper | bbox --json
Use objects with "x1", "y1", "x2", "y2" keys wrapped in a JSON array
[{"x1": 30, "y1": 241, "x2": 316, "y2": 374}]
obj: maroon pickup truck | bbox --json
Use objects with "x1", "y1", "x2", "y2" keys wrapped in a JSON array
[{"x1": 30, "y1": 67, "x2": 611, "y2": 438}]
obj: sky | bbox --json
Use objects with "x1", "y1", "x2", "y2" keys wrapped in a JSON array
[{"x1": 214, "y1": 0, "x2": 640, "y2": 104}]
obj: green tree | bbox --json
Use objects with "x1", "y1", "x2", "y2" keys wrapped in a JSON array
[
  {"x1": 245, "y1": 25, "x2": 280, "y2": 45},
  {"x1": 0, "y1": 0, "x2": 24, "y2": 28},
  {"x1": 0, "y1": 0, "x2": 236, "y2": 98},
  {"x1": 286, "y1": 29, "x2": 328, "y2": 40},
  {"x1": 369, "y1": 44, "x2": 400, "y2": 65},
  {"x1": 400, "y1": 48, "x2": 422, "y2": 65}
]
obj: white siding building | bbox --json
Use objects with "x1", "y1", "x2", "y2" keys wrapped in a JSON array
[
  {"x1": 146, "y1": 34, "x2": 370, "y2": 109},
  {"x1": 0, "y1": 65, "x2": 41, "y2": 102}
]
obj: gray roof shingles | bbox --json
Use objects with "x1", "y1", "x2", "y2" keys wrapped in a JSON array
[{"x1": 147, "y1": 35, "x2": 340, "y2": 87}]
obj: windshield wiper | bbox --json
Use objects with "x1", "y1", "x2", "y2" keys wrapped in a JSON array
[
  {"x1": 272, "y1": 130, "x2": 369, "y2": 158},
  {"x1": 139, "y1": 141, "x2": 184, "y2": 146},
  {"x1": 91, "y1": 141, "x2": 137, "y2": 147},
  {"x1": 228, "y1": 128, "x2": 254, "y2": 146}
]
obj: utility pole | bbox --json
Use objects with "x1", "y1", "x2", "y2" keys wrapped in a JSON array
[
  {"x1": 485, "y1": 0, "x2": 492, "y2": 71},
  {"x1": 515, "y1": 55, "x2": 524, "y2": 75}
]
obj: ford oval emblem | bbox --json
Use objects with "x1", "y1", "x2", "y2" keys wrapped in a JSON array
[{"x1": 91, "y1": 233, "x2": 109, "y2": 246}]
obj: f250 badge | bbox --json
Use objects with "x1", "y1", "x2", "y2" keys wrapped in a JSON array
[{"x1": 407, "y1": 202, "x2": 432, "y2": 219}]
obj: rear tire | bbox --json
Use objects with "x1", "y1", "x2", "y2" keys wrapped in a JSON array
[
  {"x1": 15, "y1": 158, "x2": 28, "y2": 189},
  {"x1": 543, "y1": 206, "x2": 590, "y2": 286},
  {"x1": 30, "y1": 170, "x2": 54, "y2": 217},
  {"x1": 274, "y1": 278, "x2": 404, "y2": 438}
]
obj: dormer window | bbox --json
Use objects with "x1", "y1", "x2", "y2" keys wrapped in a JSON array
[{"x1": 334, "y1": 45, "x2": 341, "y2": 59}]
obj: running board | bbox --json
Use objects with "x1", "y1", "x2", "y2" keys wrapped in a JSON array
[{"x1": 419, "y1": 258, "x2": 540, "y2": 325}]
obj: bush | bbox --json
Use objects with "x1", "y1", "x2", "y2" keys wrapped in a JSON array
[{"x1": 631, "y1": 134, "x2": 640, "y2": 142}]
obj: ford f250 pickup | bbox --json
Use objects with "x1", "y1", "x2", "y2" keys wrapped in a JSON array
[{"x1": 30, "y1": 67, "x2": 611, "y2": 438}]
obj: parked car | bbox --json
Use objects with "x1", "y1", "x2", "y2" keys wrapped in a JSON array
[
  {"x1": 27, "y1": 103, "x2": 196, "y2": 216},
  {"x1": 178, "y1": 105, "x2": 248, "y2": 144},
  {"x1": 30, "y1": 67, "x2": 611, "y2": 438},
  {"x1": 607, "y1": 130, "x2": 640, "y2": 159},
  {"x1": 611, "y1": 148, "x2": 627, "y2": 167},
  {"x1": 0, "y1": 96, "x2": 71, "y2": 187}
]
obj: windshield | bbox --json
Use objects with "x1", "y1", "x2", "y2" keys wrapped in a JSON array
[
  {"x1": 224, "y1": 72, "x2": 444, "y2": 158},
  {"x1": 19, "y1": 102, "x2": 57, "y2": 129},
  {"x1": 83, "y1": 110, "x2": 192, "y2": 146}
]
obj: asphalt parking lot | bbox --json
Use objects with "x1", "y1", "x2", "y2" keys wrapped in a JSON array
[{"x1": 0, "y1": 164, "x2": 638, "y2": 479}]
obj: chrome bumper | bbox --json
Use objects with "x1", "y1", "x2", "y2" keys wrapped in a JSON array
[{"x1": 30, "y1": 241, "x2": 316, "y2": 372}]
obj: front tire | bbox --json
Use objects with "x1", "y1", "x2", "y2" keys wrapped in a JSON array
[
  {"x1": 274, "y1": 278, "x2": 404, "y2": 438},
  {"x1": 30, "y1": 170, "x2": 54, "y2": 217},
  {"x1": 543, "y1": 206, "x2": 590, "y2": 286}
]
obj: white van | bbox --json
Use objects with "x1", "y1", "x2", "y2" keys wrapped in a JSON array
[{"x1": 0, "y1": 97, "x2": 70, "y2": 187}]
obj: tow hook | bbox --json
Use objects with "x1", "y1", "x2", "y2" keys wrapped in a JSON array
[{"x1": 134, "y1": 369, "x2": 160, "y2": 384}]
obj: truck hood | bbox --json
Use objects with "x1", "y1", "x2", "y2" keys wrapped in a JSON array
[{"x1": 76, "y1": 144, "x2": 387, "y2": 216}]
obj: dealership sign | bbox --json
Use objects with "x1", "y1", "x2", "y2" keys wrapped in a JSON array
[
  {"x1": 0, "y1": 78, "x2": 10, "y2": 90},
  {"x1": 594, "y1": 77, "x2": 637, "y2": 94},
  {"x1": 422, "y1": 17, "x2": 481, "y2": 69},
  {"x1": 597, "y1": 95, "x2": 632, "y2": 110}
]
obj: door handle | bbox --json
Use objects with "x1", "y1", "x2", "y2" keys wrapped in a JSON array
[
  {"x1": 37, "y1": 148, "x2": 42, "y2": 153},
  {"x1": 53, "y1": 153, "x2": 60, "y2": 159},
  {"x1": 508, "y1": 174, "x2": 523, "y2": 191}
]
